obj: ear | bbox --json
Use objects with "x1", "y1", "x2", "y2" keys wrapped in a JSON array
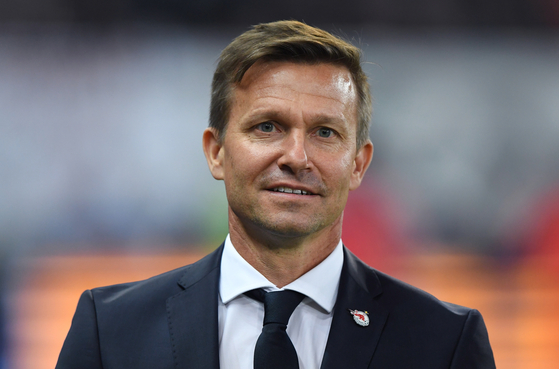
[
  {"x1": 349, "y1": 140, "x2": 373, "y2": 191},
  {"x1": 202, "y1": 128, "x2": 225, "y2": 180}
]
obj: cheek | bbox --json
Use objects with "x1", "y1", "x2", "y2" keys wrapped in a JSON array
[
  {"x1": 340, "y1": 151, "x2": 355, "y2": 171},
  {"x1": 321, "y1": 154, "x2": 355, "y2": 190},
  {"x1": 223, "y1": 143, "x2": 275, "y2": 183},
  {"x1": 334, "y1": 150, "x2": 356, "y2": 176}
]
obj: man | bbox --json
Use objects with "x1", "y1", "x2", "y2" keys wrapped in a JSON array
[{"x1": 56, "y1": 21, "x2": 495, "y2": 369}]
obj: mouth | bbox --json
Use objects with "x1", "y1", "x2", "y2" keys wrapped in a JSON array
[{"x1": 269, "y1": 186, "x2": 315, "y2": 196}]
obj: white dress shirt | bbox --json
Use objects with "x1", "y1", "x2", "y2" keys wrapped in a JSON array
[{"x1": 218, "y1": 234, "x2": 344, "y2": 369}]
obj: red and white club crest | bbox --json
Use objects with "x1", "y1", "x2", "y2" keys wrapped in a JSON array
[{"x1": 349, "y1": 309, "x2": 369, "y2": 327}]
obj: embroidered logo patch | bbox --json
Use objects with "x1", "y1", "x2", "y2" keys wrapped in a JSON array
[{"x1": 349, "y1": 309, "x2": 369, "y2": 327}]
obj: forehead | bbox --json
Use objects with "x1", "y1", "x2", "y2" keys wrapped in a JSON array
[
  {"x1": 238, "y1": 60, "x2": 354, "y2": 99},
  {"x1": 230, "y1": 61, "x2": 358, "y2": 123}
]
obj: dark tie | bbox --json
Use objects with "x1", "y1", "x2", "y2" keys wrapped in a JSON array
[{"x1": 245, "y1": 289, "x2": 305, "y2": 369}]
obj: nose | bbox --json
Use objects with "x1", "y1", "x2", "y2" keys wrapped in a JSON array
[{"x1": 277, "y1": 130, "x2": 310, "y2": 173}]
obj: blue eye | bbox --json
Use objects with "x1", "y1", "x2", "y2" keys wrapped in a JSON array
[
  {"x1": 258, "y1": 122, "x2": 275, "y2": 132},
  {"x1": 317, "y1": 128, "x2": 333, "y2": 138}
]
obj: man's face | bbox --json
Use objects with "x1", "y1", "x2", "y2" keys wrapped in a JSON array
[{"x1": 204, "y1": 61, "x2": 372, "y2": 239}]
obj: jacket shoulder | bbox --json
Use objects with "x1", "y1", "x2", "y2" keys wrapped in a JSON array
[
  {"x1": 345, "y1": 251, "x2": 495, "y2": 368},
  {"x1": 345, "y1": 249, "x2": 473, "y2": 318},
  {"x1": 375, "y1": 268, "x2": 472, "y2": 317},
  {"x1": 373, "y1": 270, "x2": 495, "y2": 368},
  {"x1": 90, "y1": 245, "x2": 223, "y2": 306}
]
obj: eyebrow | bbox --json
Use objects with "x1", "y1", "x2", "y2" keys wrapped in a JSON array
[{"x1": 243, "y1": 108, "x2": 347, "y2": 127}]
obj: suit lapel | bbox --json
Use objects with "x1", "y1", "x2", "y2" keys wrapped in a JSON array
[
  {"x1": 320, "y1": 247, "x2": 388, "y2": 369},
  {"x1": 166, "y1": 245, "x2": 224, "y2": 369},
  {"x1": 164, "y1": 244, "x2": 387, "y2": 369}
]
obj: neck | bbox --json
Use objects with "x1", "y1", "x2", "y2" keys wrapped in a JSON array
[{"x1": 228, "y1": 210, "x2": 342, "y2": 288}]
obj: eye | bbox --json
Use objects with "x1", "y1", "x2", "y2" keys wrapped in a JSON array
[
  {"x1": 317, "y1": 128, "x2": 334, "y2": 138},
  {"x1": 256, "y1": 122, "x2": 275, "y2": 133}
]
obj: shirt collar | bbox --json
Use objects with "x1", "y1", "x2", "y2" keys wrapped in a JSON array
[{"x1": 219, "y1": 234, "x2": 344, "y2": 313}]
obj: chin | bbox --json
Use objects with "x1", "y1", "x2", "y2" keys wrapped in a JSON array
[{"x1": 252, "y1": 215, "x2": 330, "y2": 239}]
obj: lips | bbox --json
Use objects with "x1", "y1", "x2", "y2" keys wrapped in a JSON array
[{"x1": 270, "y1": 186, "x2": 314, "y2": 195}]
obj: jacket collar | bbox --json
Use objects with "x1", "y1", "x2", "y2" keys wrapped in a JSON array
[{"x1": 166, "y1": 244, "x2": 387, "y2": 369}]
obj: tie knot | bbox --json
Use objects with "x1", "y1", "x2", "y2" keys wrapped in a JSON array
[
  {"x1": 263, "y1": 290, "x2": 304, "y2": 326},
  {"x1": 244, "y1": 289, "x2": 305, "y2": 326}
]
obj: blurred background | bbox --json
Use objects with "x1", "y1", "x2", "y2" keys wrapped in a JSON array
[{"x1": 1, "y1": 0, "x2": 559, "y2": 368}]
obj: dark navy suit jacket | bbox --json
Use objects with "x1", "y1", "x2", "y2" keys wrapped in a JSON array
[{"x1": 56, "y1": 245, "x2": 496, "y2": 368}]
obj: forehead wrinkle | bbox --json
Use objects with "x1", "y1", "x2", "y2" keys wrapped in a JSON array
[
  {"x1": 254, "y1": 83, "x2": 353, "y2": 107},
  {"x1": 248, "y1": 88, "x2": 352, "y2": 124}
]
